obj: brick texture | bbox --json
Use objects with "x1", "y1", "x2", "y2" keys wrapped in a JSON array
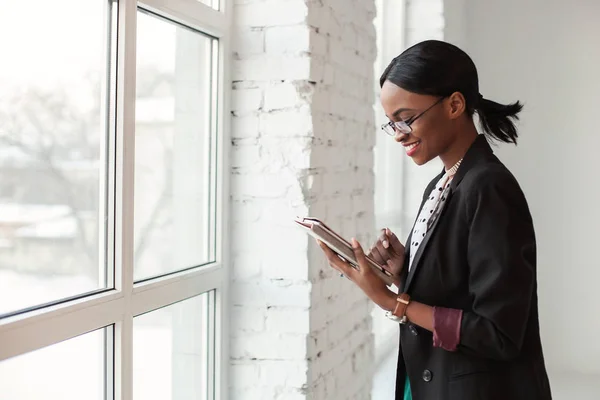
[{"x1": 230, "y1": 0, "x2": 377, "y2": 398}]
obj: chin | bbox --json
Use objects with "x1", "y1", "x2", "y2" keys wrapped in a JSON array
[{"x1": 411, "y1": 153, "x2": 435, "y2": 166}]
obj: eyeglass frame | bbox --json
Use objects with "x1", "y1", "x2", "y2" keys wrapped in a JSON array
[{"x1": 381, "y1": 96, "x2": 447, "y2": 136}]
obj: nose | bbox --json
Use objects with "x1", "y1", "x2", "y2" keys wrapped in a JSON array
[{"x1": 394, "y1": 132, "x2": 409, "y2": 143}]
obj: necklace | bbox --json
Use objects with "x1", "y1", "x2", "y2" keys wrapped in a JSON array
[
  {"x1": 446, "y1": 158, "x2": 463, "y2": 177},
  {"x1": 424, "y1": 158, "x2": 463, "y2": 231}
]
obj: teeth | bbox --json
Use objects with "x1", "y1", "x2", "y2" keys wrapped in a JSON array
[{"x1": 406, "y1": 142, "x2": 420, "y2": 151}]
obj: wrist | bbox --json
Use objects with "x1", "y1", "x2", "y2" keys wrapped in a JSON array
[
  {"x1": 393, "y1": 276, "x2": 402, "y2": 287},
  {"x1": 385, "y1": 293, "x2": 410, "y2": 324},
  {"x1": 379, "y1": 291, "x2": 398, "y2": 312},
  {"x1": 384, "y1": 292, "x2": 411, "y2": 324},
  {"x1": 394, "y1": 293, "x2": 411, "y2": 317}
]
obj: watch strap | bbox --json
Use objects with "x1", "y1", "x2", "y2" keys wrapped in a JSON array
[{"x1": 385, "y1": 293, "x2": 411, "y2": 324}]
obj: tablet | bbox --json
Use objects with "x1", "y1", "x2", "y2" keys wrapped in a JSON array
[{"x1": 294, "y1": 216, "x2": 395, "y2": 286}]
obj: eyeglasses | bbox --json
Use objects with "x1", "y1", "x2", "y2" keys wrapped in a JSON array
[{"x1": 381, "y1": 96, "x2": 446, "y2": 136}]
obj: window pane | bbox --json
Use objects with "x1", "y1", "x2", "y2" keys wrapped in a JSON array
[
  {"x1": 0, "y1": 328, "x2": 107, "y2": 400},
  {"x1": 134, "y1": 12, "x2": 216, "y2": 281},
  {"x1": 0, "y1": 1, "x2": 113, "y2": 315},
  {"x1": 197, "y1": 0, "x2": 218, "y2": 10},
  {"x1": 133, "y1": 292, "x2": 214, "y2": 400}
]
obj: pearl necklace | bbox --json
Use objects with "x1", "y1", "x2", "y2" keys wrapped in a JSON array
[
  {"x1": 424, "y1": 157, "x2": 463, "y2": 232},
  {"x1": 446, "y1": 158, "x2": 463, "y2": 177}
]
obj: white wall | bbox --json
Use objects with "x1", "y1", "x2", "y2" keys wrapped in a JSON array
[
  {"x1": 230, "y1": 0, "x2": 378, "y2": 398},
  {"x1": 445, "y1": 0, "x2": 600, "y2": 376}
]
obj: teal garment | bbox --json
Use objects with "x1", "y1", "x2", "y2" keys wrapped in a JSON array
[{"x1": 403, "y1": 375, "x2": 412, "y2": 400}]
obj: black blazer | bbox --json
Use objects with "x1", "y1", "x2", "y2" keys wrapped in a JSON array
[{"x1": 395, "y1": 135, "x2": 552, "y2": 400}]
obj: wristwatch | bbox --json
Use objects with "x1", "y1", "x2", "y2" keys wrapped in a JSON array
[{"x1": 385, "y1": 293, "x2": 411, "y2": 324}]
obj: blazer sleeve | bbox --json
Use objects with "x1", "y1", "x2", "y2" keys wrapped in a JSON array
[{"x1": 458, "y1": 168, "x2": 536, "y2": 360}]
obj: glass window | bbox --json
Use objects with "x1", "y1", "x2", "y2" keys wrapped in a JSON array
[
  {"x1": 0, "y1": 328, "x2": 107, "y2": 400},
  {"x1": 0, "y1": 1, "x2": 226, "y2": 399},
  {"x1": 198, "y1": 0, "x2": 219, "y2": 10},
  {"x1": 134, "y1": 11, "x2": 217, "y2": 282},
  {"x1": 0, "y1": 0, "x2": 113, "y2": 316},
  {"x1": 133, "y1": 292, "x2": 214, "y2": 400}
]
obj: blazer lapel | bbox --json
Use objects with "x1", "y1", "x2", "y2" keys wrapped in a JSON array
[
  {"x1": 399, "y1": 235, "x2": 411, "y2": 291},
  {"x1": 399, "y1": 170, "x2": 444, "y2": 292},
  {"x1": 404, "y1": 188, "x2": 454, "y2": 292},
  {"x1": 401, "y1": 135, "x2": 496, "y2": 292}
]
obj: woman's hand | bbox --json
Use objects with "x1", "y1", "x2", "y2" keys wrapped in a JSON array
[
  {"x1": 317, "y1": 238, "x2": 397, "y2": 311},
  {"x1": 368, "y1": 228, "x2": 405, "y2": 286}
]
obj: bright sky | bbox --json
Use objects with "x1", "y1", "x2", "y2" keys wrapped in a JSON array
[{"x1": 0, "y1": 0, "x2": 175, "y2": 92}]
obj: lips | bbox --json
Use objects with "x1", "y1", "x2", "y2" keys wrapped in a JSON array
[{"x1": 404, "y1": 140, "x2": 421, "y2": 156}]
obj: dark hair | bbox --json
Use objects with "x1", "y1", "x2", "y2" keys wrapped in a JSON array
[{"x1": 379, "y1": 40, "x2": 523, "y2": 145}]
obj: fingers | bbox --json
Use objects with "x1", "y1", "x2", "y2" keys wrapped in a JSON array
[
  {"x1": 369, "y1": 245, "x2": 387, "y2": 265},
  {"x1": 378, "y1": 229, "x2": 390, "y2": 249},
  {"x1": 385, "y1": 228, "x2": 405, "y2": 255},
  {"x1": 374, "y1": 240, "x2": 390, "y2": 262},
  {"x1": 385, "y1": 259, "x2": 396, "y2": 274},
  {"x1": 351, "y1": 238, "x2": 369, "y2": 273},
  {"x1": 374, "y1": 247, "x2": 395, "y2": 275},
  {"x1": 377, "y1": 229, "x2": 399, "y2": 257},
  {"x1": 372, "y1": 229, "x2": 397, "y2": 262},
  {"x1": 317, "y1": 240, "x2": 354, "y2": 278}
]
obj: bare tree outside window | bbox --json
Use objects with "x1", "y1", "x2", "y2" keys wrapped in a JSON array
[{"x1": 0, "y1": 2, "x2": 225, "y2": 399}]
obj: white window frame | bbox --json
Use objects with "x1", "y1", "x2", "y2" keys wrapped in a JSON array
[
  {"x1": 0, "y1": 0, "x2": 231, "y2": 399},
  {"x1": 373, "y1": 0, "x2": 410, "y2": 240},
  {"x1": 372, "y1": 0, "x2": 445, "y2": 372},
  {"x1": 372, "y1": 0, "x2": 408, "y2": 372}
]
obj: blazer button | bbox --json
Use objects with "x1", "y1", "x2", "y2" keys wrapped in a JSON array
[
  {"x1": 409, "y1": 325, "x2": 418, "y2": 336},
  {"x1": 422, "y1": 369, "x2": 433, "y2": 382}
]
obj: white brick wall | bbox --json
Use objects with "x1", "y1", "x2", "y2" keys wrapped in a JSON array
[{"x1": 230, "y1": 0, "x2": 377, "y2": 398}]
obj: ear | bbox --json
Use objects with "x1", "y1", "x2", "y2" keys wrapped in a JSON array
[{"x1": 447, "y1": 91, "x2": 467, "y2": 119}]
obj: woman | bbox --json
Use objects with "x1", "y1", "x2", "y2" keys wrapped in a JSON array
[{"x1": 317, "y1": 40, "x2": 552, "y2": 400}]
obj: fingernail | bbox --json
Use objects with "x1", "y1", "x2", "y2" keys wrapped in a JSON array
[
  {"x1": 351, "y1": 237, "x2": 359, "y2": 248},
  {"x1": 382, "y1": 240, "x2": 389, "y2": 249}
]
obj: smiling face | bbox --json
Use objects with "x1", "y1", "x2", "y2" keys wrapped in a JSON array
[{"x1": 380, "y1": 81, "x2": 466, "y2": 166}]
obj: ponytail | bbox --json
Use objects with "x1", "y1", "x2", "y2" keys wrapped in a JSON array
[
  {"x1": 476, "y1": 96, "x2": 523, "y2": 145},
  {"x1": 381, "y1": 40, "x2": 524, "y2": 145}
]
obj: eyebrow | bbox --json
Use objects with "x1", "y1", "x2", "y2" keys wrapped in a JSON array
[{"x1": 389, "y1": 107, "x2": 414, "y2": 120}]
